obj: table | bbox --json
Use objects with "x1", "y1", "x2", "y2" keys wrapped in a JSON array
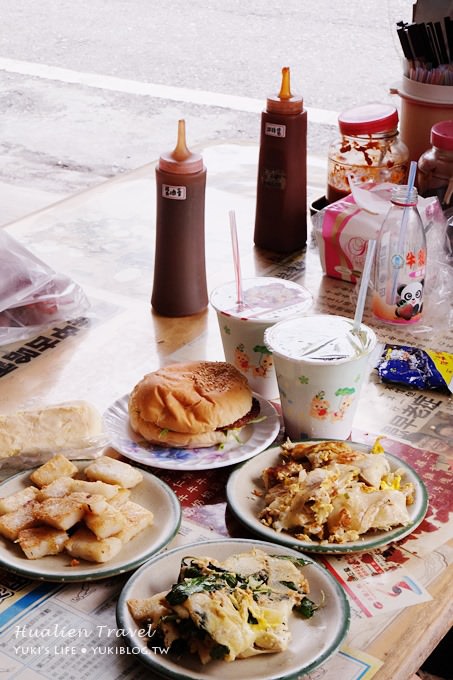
[{"x1": 0, "y1": 143, "x2": 452, "y2": 680}]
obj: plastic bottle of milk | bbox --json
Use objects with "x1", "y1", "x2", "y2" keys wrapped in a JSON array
[{"x1": 372, "y1": 185, "x2": 426, "y2": 324}]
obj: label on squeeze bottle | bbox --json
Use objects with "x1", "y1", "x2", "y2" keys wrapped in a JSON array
[
  {"x1": 162, "y1": 184, "x2": 187, "y2": 200},
  {"x1": 265, "y1": 123, "x2": 286, "y2": 138}
]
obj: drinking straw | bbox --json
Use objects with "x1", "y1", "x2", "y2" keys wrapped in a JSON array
[
  {"x1": 229, "y1": 210, "x2": 244, "y2": 307},
  {"x1": 352, "y1": 238, "x2": 376, "y2": 335},
  {"x1": 347, "y1": 171, "x2": 377, "y2": 339},
  {"x1": 389, "y1": 160, "x2": 418, "y2": 303}
]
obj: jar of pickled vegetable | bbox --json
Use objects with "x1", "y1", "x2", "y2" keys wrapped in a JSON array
[{"x1": 327, "y1": 103, "x2": 409, "y2": 204}]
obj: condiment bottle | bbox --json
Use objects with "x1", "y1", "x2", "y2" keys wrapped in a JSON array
[
  {"x1": 371, "y1": 186, "x2": 426, "y2": 325},
  {"x1": 327, "y1": 103, "x2": 409, "y2": 204},
  {"x1": 254, "y1": 67, "x2": 307, "y2": 253},
  {"x1": 417, "y1": 120, "x2": 453, "y2": 217},
  {"x1": 151, "y1": 120, "x2": 208, "y2": 317}
]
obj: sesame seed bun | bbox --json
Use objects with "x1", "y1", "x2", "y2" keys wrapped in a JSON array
[{"x1": 128, "y1": 361, "x2": 254, "y2": 448}]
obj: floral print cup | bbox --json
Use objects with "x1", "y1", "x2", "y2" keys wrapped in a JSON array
[
  {"x1": 210, "y1": 278, "x2": 312, "y2": 401},
  {"x1": 264, "y1": 315, "x2": 377, "y2": 439}
]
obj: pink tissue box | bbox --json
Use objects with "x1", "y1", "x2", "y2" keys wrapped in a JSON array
[{"x1": 313, "y1": 186, "x2": 442, "y2": 284}]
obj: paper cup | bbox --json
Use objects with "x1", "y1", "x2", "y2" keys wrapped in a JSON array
[
  {"x1": 210, "y1": 278, "x2": 312, "y2": 400},
  {"x1": 264, "y1": 315, "x2": 377, "y2": 439}
]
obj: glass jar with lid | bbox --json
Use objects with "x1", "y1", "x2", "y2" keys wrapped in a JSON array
[
  {"x1": 417, "y1": 120, "x2": 453, "y2": 218},
  {"x1": 327, "y1": 103, "x2": 409, "y2": 204}
]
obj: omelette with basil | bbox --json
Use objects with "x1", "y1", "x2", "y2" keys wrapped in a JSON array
[{"x1": 127, "y1": 548, "x2": 318, "y2": 664}]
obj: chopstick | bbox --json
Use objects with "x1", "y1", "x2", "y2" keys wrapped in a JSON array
[{"x1": 396, "y1": 15, "x2": 453, "y2": 85}]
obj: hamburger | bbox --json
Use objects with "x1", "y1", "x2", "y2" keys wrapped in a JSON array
[{"x1": 128, "y1": 361, "x2": 260, "y2": 448}]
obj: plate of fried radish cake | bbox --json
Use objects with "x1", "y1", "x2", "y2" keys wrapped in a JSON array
[{"x1": 0, "y1": 453, "x2": 181, "y2": 581}]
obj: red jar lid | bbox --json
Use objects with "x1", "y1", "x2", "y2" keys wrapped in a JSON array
[
  {"x1": 431, "y1": 120, "x2": 453, "y2": 151},
  {"x1": 338, "y1": 103, "x2": 399, "y2": 136}
]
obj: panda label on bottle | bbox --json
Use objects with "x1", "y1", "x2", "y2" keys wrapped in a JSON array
[{"x1": 371, "y1": 186, "x2": 426, "y2": 324}]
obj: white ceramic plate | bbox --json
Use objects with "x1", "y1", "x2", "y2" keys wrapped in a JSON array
[
  {"x1": 226, "y1": 442, "x2": 428, "y2": 554},
  {"x1": 0, "y1": 462, "x2": 181, "y2": 582},
  {"x1": 116, "y1": 538, "x2": 350, "y2": 680},
  {"x1": 103, "y1": 394, "x2": 281, "y2": 471}
]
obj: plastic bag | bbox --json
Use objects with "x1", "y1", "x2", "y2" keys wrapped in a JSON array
[{"x1": 0, "y1": 229, "x2": 90, "y2": 346}]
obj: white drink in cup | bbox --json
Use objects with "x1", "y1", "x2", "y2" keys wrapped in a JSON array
[
  {"x1": 264, "y1": 315, "x2": 377, "y2": 439},
  {"x1": 210, "y1": 277, "x2": 312, "y2": 400}
]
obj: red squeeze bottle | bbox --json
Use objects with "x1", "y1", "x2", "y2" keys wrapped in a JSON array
[
  {"x1": 254, "y1": 67, "x2": 307, "y2": 253},
  {"x1": 151, "y1": 120, "x2": 208, "y2": 317}
]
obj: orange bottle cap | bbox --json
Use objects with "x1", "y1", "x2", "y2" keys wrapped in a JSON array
[
  {"x1": 158, "y1": 120, "x2": 204, "y2": 174},
  {"x1": 267, "y1": 67, "x2": 303, "y2": 114}
]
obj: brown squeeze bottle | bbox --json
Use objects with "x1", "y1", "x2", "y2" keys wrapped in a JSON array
[
  {"x1": 254, "y1": 67, "x2": 307, "y2": 253},
  {"x1": 151, "y1": 119, "x2": 208, "y2": 316}
]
